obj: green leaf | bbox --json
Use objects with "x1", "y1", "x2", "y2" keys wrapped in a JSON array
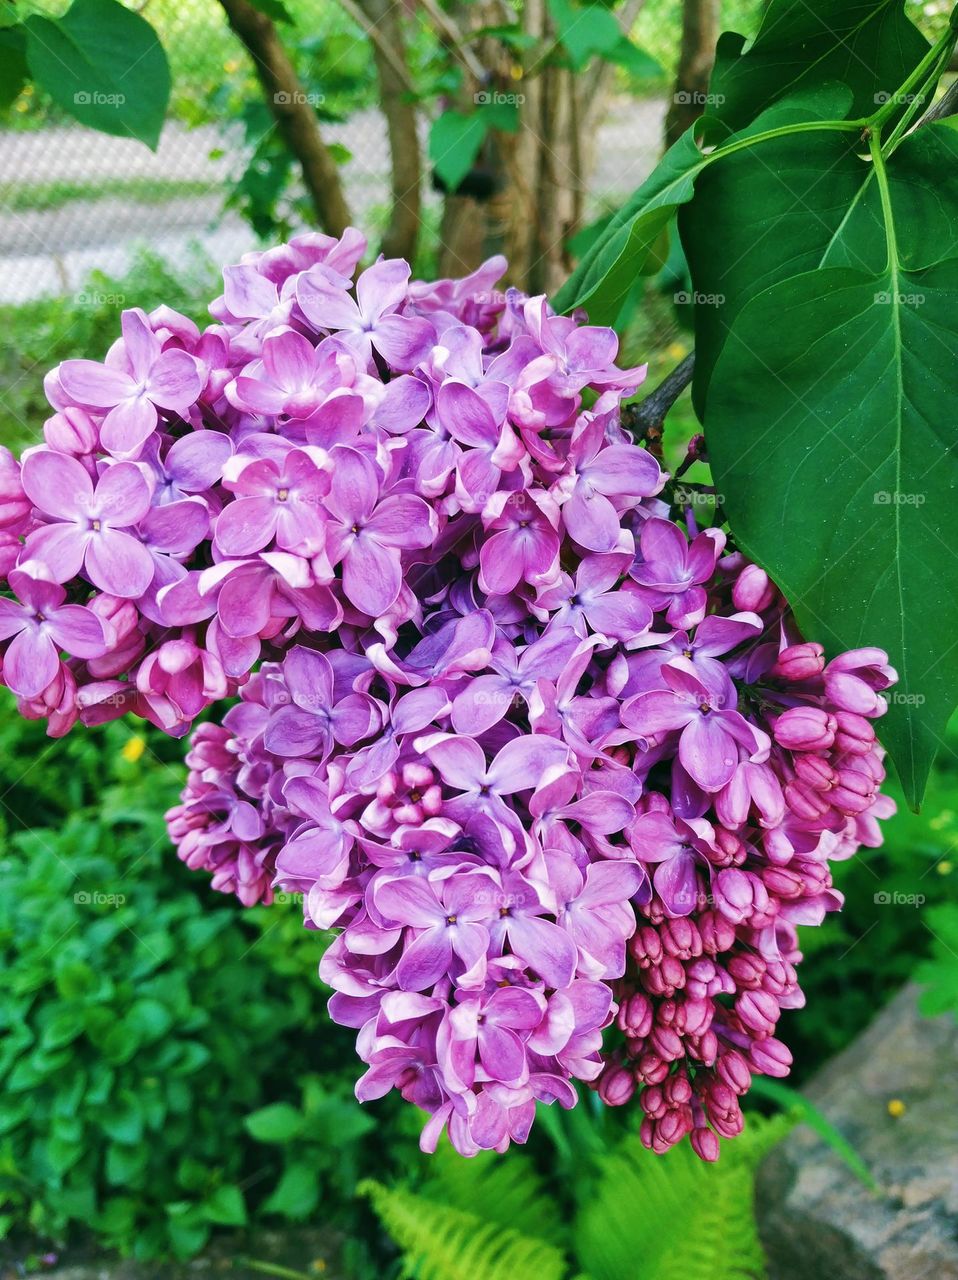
[
  {"x1": 24, "y1": 0, "x2": 170, "y2": 150},
  {"x1": 553, "y1": 125, "x2": 706, "y2": 323},
  {"x1": 707, "y1": 255, "x2": 958, "y2": 807},
  {"x1": 709, "y1": 0, "x2": 930, "y2": 132},
  {"x1": 548, "y1": 0, "x2": 623, "y2": 69},
  {"x1": 202, "y1": 1184, "x2": 246, "y2": 1227},
  {"x1": 429, "y1": 110, "x2": 489, "y2": 193},
  {"x1": 247, "y1": 0, "x2": 293, "y2": 21},
  {"x1": 244, "y1": 1101, "x2": 304, "y2": 1144},
  {"x1": 40, "y1": 1007, "x2": 86, "y2": 1050},
  {"x1": 0, "y1": 27, "x2": 27, "y2": 109},
  {"x1": 262, "y1": 1163, "x2": 320, "y2": 1219}
]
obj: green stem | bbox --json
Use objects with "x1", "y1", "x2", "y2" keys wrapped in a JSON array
[{"x1": 237, "y1": 1260, "x2": 317, "y2": 1280}]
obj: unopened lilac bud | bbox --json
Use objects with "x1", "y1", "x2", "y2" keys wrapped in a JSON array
[
  {"x1": 736, "y1": 988, "x2": 780, "y2": 1038},
  {"x1": 657, "y1": 1106, "x2": 693, "y2": 1146},
  {"x1": 727, "y1": 953, "x2": 765, "y2": 989},
  {"x1": 598, "y1": 1064, "x2": 636, "y2": 1106},
  {"x1": 761, "y1": 866, "x2": 805, "y2": 899},
  {"x1": 663, "y1": 1072, "x2": 692, "y2": 1107},
  {"x1": 824, "y1": 670, "x2": 884, "y2": 716},
  {"x1": 716, "y1": 1049, "x2": 752, "y2": 1095},
  {"x1": 793, "y1": 753, "x2": 835, "y2": 791},
  {"x1": 640, "y1": 1084, "x2": 666, "y2": 1118},
  {"x1": 770, "y1": 641, "x2": 825, "y2": 682},
  {"x1": 833, "y1": 710, "x2": 875, "y2": 754},
  {"x1": 629, "y1": 925, "x2": 663, "y2": 968},
  {"x1": 733, "y1": 564, "x2": 775, "y2": 612},
  {"x1": 698, "y1": 910, "x2": 736, "y2": 956},
  {"x1": 0, "y1": 447, "x2": 30, "y2": 530},
  {"x1": 650, "y1": 1024, "x2": 685, "y2": 1062},
  {"x1": 678, "y1": 997, "x2": 712, "y2": 1037},
  {"x1": 689, "y1": 1028, "x2": 718, "y2": 1065},
  {"x1": 690, "y1": 1126, "x2": 720, "y2": 1161},
  {"x1": 749, "y1": 1036, "x2": 792, "y2": 1076},
  {"x1": 619, "y1": 991, "x2": 653, "y2": 1038},
  {"x1": 661, "y1": 917, "x2": 702, "y2": 960},
  {"x1": 774, "y1": 706, "x2": 836, "y2": 750},
  {"x1": 713, "y1": 869, "x2": 769, "y2": 926},
  {"x1": 635, "y1": 1052, "x2": 670, "y2": 1085},
  {"x1": 0, "y1": 531, "x2": 20, "y2": 576},
  {"x1": 831, "y1": 767, "x2": 877, "y2": 815},
  {"x1": 44, "y1": 407, "x2": 99, "y2": 455},
  {"x1": 785, "y1": 780, "x2": 831, "y2": 821}
]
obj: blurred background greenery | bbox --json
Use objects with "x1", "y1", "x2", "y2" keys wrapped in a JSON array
[{"x1": 2, "y1": 0, "x2": 958, "y2": 1275}]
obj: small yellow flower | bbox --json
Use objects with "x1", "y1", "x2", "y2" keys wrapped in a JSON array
[
  {"x1": 937, "y1": 860, "x2": 953, "y2": 875},
  {"x1": 887, "y1": 1098, "x2": 906, "y2": 1118},
  {"x1": 224, "y1": 59, "x2": 240, "y2": 73},
  {"x1": 666, "y1": 342, "x2": 689, "y2": 361},
  {"x1": 121, "y1": 735, "x2": 146, "y2": 763}
]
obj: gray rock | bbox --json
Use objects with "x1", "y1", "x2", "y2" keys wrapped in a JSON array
[{"x1": 757, "y1": 983, "x2": 958, "y2": 1280}]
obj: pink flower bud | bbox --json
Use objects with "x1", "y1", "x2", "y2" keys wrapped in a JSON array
[
  {"x1": 749, "y1": 1036, "x2": 792, "y2": 1076},
  {"x1": 736, "y1": 988, "x2": 780, "y2": 1038},
  {"x1": 713, "y1": 869, "x2": 769, "y2": 926},
  {"x1": 0, "y1": 447, "x2": 31, "y2": 531},
  {"x1": 793, "y1": 753, "x2": 835, "y2": 791},
  {"x1": 44, "y1": 407, "x2": 99, "y2": 455},
  {"x1": 716, "y1": 1049, "x2": 752, "y2": 1095},
  {"x1": 727, "y1": 953, "x2": 765, "y2": 989},
  {"x1": 598, "y1": 1064, "x2": 636, "y2": 1106},
  {"x1": 640, "y1": 1084, "x2": 666, "y2": 1118},
  {"x1": 833, "y1": 710, "x2": 876, "y2": 754},
  {"x1": 661, "y1": 916, "x2": 702, "y2": 960},
  {"x1": 760, "y1": 866, "x2": 805, "y2": 899},
  {"x1": 732, "y1": 564, "x2": 775, "y2": 612},
  {"x1": 690, "y1": 1126, "x2": 720, "y2": 1161},
  {"x1": 824, "y1": 670, "x2": 884, "y2": 716},
  {"x1": 773, "y1": 706, "x2": 836, "y2": 750},
  {"x1": 771, "y1": 642, "x2": 825, "y2": 682},
  {"x1": 698, "y1": 910, "x2": 736, "y2": 956}
]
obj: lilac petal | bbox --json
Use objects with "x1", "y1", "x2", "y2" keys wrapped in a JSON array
[
  {"x1": 365, "y1": 494, "x2": 434, "y2": 547},
  {"x1": 654, "y1": 849, "x2": 699, "y2": 917},
  {"x1": 100, "y1": 396, "x2": 157, "y2": 457},
  {"x1": 560, "y1": 791, "x2": 635, "y2": 834},
  {"x1": 419, "y1": 734, "x2": 487, "y2": 791},
  {"x1": 451, "y1": 674, "x2": 513, "y2": 736},
  {"x1": 679, "y1": 715, "x2": 738, "y2": 791},
  {"x1": 95, "y1": 462, "x2": 152, "y2": 525},
  {"x1": 215, "y1": 496, "x2": 279, "y2": 556},
  {"x1": 589, "y1": 444, "x2": 662, "y2": 496},
  {"x1": 21, "y1": 450, "x2": 91, "y2": 519},
  {"x1": 478, "y1": 529, "x2": 523, "y2": 595},
  {"x1": 275, "y1": 829, "x2": 345, "y2": 882},
  {"x1": 323, "y1": 448, "x2": 378, "y2": 525},
  {"x1": 24, "y1": 523, "x2": 86, "y2": 583},
  {"x1": 639, "y1": 516, "x2": 688, "y2": 570},
  {"x1": 216, "y1": 572, "x2": 272, "y2": 637},
  {"x1": 296, "y1": 270, "x2": 362, "y2": 331},
  {"x1": 141, "y1": 499, "x2": 209, "y2": 555},
  {"x1": 580, "y1": 860, "x2": 645, "y2": 907},
  {"x1": 487, "y1": 736, "x2": 569, "y2": 794},
  {"x1": 357, "y1": 258, "x2": 410, "y2": 318},
  {"x1": 622, "y1": 689, "x2": 693, "y2": 736},
  {"x1": 343, "y1": 537, "x2": 401, "y2": 615},
  {"x1": 85, "y1": 529, "x2": 154, "y2": 597},
  {"x1": 507, "y1": 914, "x2": 577, "y2": 989},
  {"x1": 564, "y1": 486, "x2": 622, "y2": 552},
  {"x1": 0, "y1": 598, "x2": 28, "y2": 641},
  {"x1": 396, "y1": 929, "x2": 452, "y2": 991},
  {"x1": 166, "y1": 431, "x2": 232, "y2": 491},
  {"x1": 373, "y1": 315, "x2": 435, "y2": 370},
  {"x1": 285, "y1": 645, "x2": 334, "y2": 709},
  {"x1": 375, "y1": 876, "x2": 442, "y2": 929},
  {"x1": 628, "y1": 811, "x2": 681, "y2": 863},
  {"x1": 222, "y1": 263, "x2": 278, "y2": 319},
  {"x1": 58, "y1": 359, "x2": 134, "y2": 407},
  {"x1": 693, "y1": 612, "x2": 763, "y2": 657},
  {"x1": 438, "y1": 382, "x2": 497, "y2": 448},
  {"x1": 264, "y1": 705, "x2": 328, "y2": 757},
  {"x1": 587, "y1": 589, "x2": 653, "y2": 642},
  {"x1": 147, "y1": 348, "x2": 202, "y2": 411},
  {"x1": 262, "y1": 328, "x2": 315, "y2": 390},
  {"x1": 46, "y1": 604, "x2": 106, "y2": 658},
  {"x1": 478, "y1": 1024, "x2": 527, "y2": 1083},
  {"x1": 3, "y1": 627, "x2": 59, "y2": 698},
  {"x1": 120, "y1": 307, "x2": 158, "y2": 380}
]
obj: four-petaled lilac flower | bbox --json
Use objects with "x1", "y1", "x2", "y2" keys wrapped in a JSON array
[
  {"x1": 216, "y1": 449, "x2": 330, "y2": 557},
  {"x1": 58, "y1": 308, "x2": 202, "y2": 457},
  {"x1": 297, "y1": 259, "x2": 435, "y2": 372},
  {"x1": 630, "y1": 518, "x2": 726, "y2": 628},
  {"x1": 322, "y1": 448, "x2": 436, "y2": 615},
  {"x1": 374, "y1": 872, "x2": 499, "y2": 991},
  {"x1": 21, "y1": 452, "x2": 154, "y2": 597},
  {"x1": 560, "y1": 414, "x2": 663, "y2": 552},
  {"x1": 0, "y1": 568, "x2": 107, "y2": 697},
  {"x1": 264, "y1": 645, "x2": 379, "y2": 758},
  {"x1": 478, "y1": 490, "x2": 561, "y2": 596}
]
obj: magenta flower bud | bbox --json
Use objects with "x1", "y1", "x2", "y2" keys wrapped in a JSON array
[
  {"x1": 833, "y1": 710, "x2": 876, "y2": 754},
  {"x1": 824, "y1": 670, "x2": 884, "y2": 716},
  {"x1": 0, "y1": 531, "x2": 21, "y2": 576},
  {"x1": 44, "y1": 407, "x2": 99, "y2": 455},
  {"x1": 831, "y1": 766, "x2": 877, "y2": 814},
  {"x1": 643, "y1": 955, "x2": 686, "y2": 997},
  {"x1": 698, "y1": 910, "x2": 736, "y2": 956},
  {"x1": 678, "y1": 997, "x2": 712, "y2": 1037},
  {"x1": 826, "y1": 647, "x2": 895, "y2": 687},
  {"x1": 635, "y1": 1052, "x2": 670, "y2": 1085},
  {"x1": 598, "y1": 1064, "x2": 636, "y2": 1107},
  {"x1": 762, "y1": 959, "x2": 798, "y2": 998},
  {"x1": 689, "y1": 1028, "x2": 718, "y2": 1065},
  {"x1": 773, "y1": 706, "x2": 836, "y2": 750},
  {"x1": 793, "y1": 753, "x2": 835, "y2": 792},
  {"x1": 663, "y1": 1072, "x2": 692, "y2": 1107},
  {"x1": 629, "y1": 925, "x2": 663, "y2": 968},
  {"x1": 784, "y1": 779, "x2": 831, "y2": 821},
  {"x1": 727, "y1": 953, "x2": 765, "y2": 989},
  {"x1": 690, "y1": 1126, "x2": 720, "y2": 1162},
  {"x1": 640, "y1": 1084, "x2": 666, "y2": 1118},
  {"x1": 657, "y1": 1106, "x2": 693, "y2": 1147},
  {"x1": 761, "y1": 866, "x2": 805, "y2": 899},
  {"x1": 770, "y1": 641, "x2": 825, "y2": 682},
  {"x1": 732, "y1": 563, "x2": 775, "y2": 612},
  {"x1": 619, "y1": 991, "x2": 653, "y2": 1039},
  {"x1": 713, "y1": 869, "x2": 769, "y2": 926},
  {"x1": 660, "y1": 916, "x2": 702, "y2": 961},
  {"x1": 736, "y1": 988, "x2": 780, "y2": 1038},
  {"x1": 748, "y1": 1036, "x2": 792, "y2": 1076},
  {"x1": 715, "y1": 1049, "x2": 752, "y2": 1095},
  {"x1": 0, "y1": 447, "x2": 31, "y2": 531}
]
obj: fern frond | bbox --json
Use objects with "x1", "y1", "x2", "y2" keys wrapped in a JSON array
[
  {"x1": 361, "y1": 1179, "x2": 569, "y2": 1280},
  {"x1": 575, "y1": 1112, "x2": 794, "y2": 1280},
  {"x1": 417, "y1": 1144, "x2": 565, "y2": 1245}
]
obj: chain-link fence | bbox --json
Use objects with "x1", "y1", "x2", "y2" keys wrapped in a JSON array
[{"x1": 0, "y1": 0, "x2": 668, "y2": 306}]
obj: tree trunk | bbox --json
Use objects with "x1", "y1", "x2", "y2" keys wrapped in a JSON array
[
  {"x1": 664, "y1": 0, "x2": 719, "y2": 148},
  {"x1": 354, "y1": 0, "x2": 422, "y2": 262},
  {"x1": 218, "y1": 0, "x2": 352, "y2": 237}
]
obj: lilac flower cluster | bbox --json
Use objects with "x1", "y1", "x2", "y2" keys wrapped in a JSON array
[{"x1": 0, "y1": 228, "x2": 896, "y2": 1159}]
